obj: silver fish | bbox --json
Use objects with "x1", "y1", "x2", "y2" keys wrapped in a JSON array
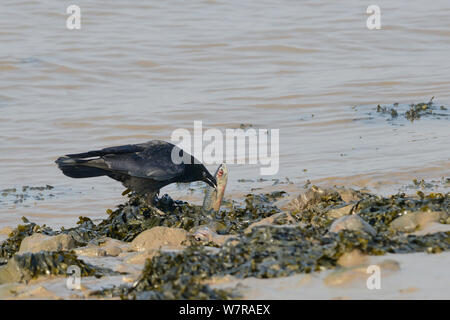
[{"x1": 202, "y1": 163, "x2": 228, "y2": 214}]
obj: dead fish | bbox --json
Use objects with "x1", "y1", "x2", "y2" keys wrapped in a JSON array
[{"x1": 202, "y1": 163, "x2": 228, "y2": 214}]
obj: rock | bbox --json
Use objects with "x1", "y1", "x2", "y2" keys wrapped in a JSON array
[
  {"x1": 389, "y1": 211, "x2": 447, "y2": 233},
  {"x1": 287, "y1": 186, "x2": 332, "y2": 211},
  {"x1": 244, "y1": 212, "x2": 297, "y2": 234},
  {"x1": 327, "y1": 204, "x2": 353, "y2": 219},
  {"x1": 336, "y1": 188, "x2": 362, "y2": 203},
  {"x1": 124, "y1": 246, "x2": 187, "y2": 265},
  {"x1": 337, "y1": 249, "x2": 368, "y2": 267},
  {"x1": 113, "y1": 263, "x2": 142, "y2": 275},
  {"x1": 323, "y1": 266, "x2": 368, "y2": 287},
  {"x1": 75, "y1": 238, "x2": 130, "y2": 257},
  {"x1": 0, "y1": 251, "x2": 97, "y2": 284},
  {"x1": 131, "y1": 226, "x2": 188, "y2": 252},
  {"x1": 122, "y1": 275, "x2": 137, "y2": 283},
  {"x1": 14, "y1": 286, "x2": 62, "y2": 300},
  {"x1": 324, "y1": 259, "x2": 399, "y2": 287},
  {"x1": 288, "y1": 186, "x2": 363, "y2": 213},
  {"x1": 105, "y1": 246, "x2": 122, "y2": 257},
  {"x1": 18, "y1": 233, "x2": 76, "y2": 253},
  {"x1": 74, "y1": 246, "x2": 107, "y2": 257},
  {"x1": 190, "y1": 226, "x2": 234, "y2": 246},
  {"x1": 380, "y1": 259, "x2": 400, "y2": 271},
  {"x1": 0, "y1": 259, "x2": 24, "y2": 283},
  {"x1": 124, "y1": 250, "x2": 158, "y2": 265},
  {"x1": 99, "y1": 237, "x2": 130, "y2": 256},
  {"x1": 329, "y1": 215, "x2": 376, "y2": 236},
  {"x1": 399, "y1": 287, "x2": 419, "y2": 294},
  {"x1": 411, "y1": 222, "x2": 450, "y2": 236}
]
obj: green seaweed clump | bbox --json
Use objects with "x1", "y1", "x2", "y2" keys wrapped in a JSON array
[
  {"x1": 405, "y1": 99, "x2": 435, "y2": 121},
  {"x1": 127, "y1": 246, "x2": 231, "y2": 300},
  {"x1": 0, "y1": 217, "x2": 54, "y2": 260},
  {"x1": 64, "y1": 191, "x2": 285, "y2": 243},
  {"x1": 97, "y1": 188, "x2": 449, "y2": 299},
  {"x1": 104, "y1": 224, "x2": 449, "y2": 299},
  {"x1": 356, "y1": 192, "x2": 449, "y2": 232},
  {"x1": 0, "y1": 251, "x2": 114, "y2": 284},
  {"x1": 12, "y1": 251, "x2": 98, "y2": 279},
  {"x1": 373, "y1": 98, "x2": 448, "y2": 122},
  {"x1": 376, "y1": 104, "x2": 399, "y2": 118}
]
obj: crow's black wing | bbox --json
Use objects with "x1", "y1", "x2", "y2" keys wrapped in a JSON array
[
  {"x1": 65, "y1": 142, "x2": 154, "y2": 159},
  {"x1": 101, "y1": 142, "x2": 185, "y2": 182}
]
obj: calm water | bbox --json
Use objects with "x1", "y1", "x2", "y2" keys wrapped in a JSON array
[{"x1": 0, "y1": 0, "x2": 449, "y2": 230}]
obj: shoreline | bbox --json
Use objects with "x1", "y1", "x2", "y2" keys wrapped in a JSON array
[{"x1": 0, "y1": 182, "x2": 449, "y2": 299}]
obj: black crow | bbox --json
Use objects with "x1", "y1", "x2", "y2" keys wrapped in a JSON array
[{"x1": 55, "y1": 140, "x2": 217, "y2": 211}]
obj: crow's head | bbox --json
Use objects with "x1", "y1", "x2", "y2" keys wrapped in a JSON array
[{"x1": 185, "y1": 163, "x2": 217, "y2": 189}]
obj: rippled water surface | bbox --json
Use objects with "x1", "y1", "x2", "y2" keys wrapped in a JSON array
[{"x1": 0, "y1": 1, "x2": 449, "y2": 229}]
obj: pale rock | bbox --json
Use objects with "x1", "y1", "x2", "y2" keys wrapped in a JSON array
[
  {"x1": 389, "y1": 211, "x2": 448, "y2": 233},
  {"x1": 329, "y1": 215, "x2": 376, "y2": 236},
  {"x1": 327, "y1": 204, "x2": 354, "y2": 219},
  {"x1": 131, "y1": 226, "x2": 188, "y2": 251},
  {"x1": 19, "y1": 233, "x2": 76, "y2": 253}
]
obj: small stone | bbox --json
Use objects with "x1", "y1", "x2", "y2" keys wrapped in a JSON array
[
  {"x1": 329, "y1": 215, "x2": 376, "y2": 236},
  {"x1": 389, "y1": 211, "x2": 447, "y2": 233},
  {"x1": 337, "y1": 250, "x2": 368, "y2": 267},
  {"x1": 124, "y1": 250, "x2": 158, "y2": 265},
  {"x1": 336, "y1": 188, "x2": 362, "y2": 203},
  {"x1": 399, "y1": 287, "x2": 418, "y2": 294},
  {"x1": 324, "y1": 266, "x2": 368, "y2": 287},
  {"x1": 99, "y1": 238, "x2": 131, "y2": 252},
  {"x1": 379, "y1": 259, "x2": 400, "y2": 271},
  {"x1": 244, "y1": 212, "x2": 296, "y2": 234},
  {"x1": 325, "y1": 258, "x2": 399, "y2": 287},
  {"x1": 122, "y1": 275, "x2": 136, "y2": 283},
  {"x1": 105, "y1": 246, "x2": 122, "y2": 257},
  {"x1": 327, "y1": 204, "x2": 353, "y2": 219},
  {"x1": 74, "y1": 246, "x2": 107, "y2": 257},
  {"x1": 15, "y1": 286, "x2": 61, "y2": 299},
  {"x1": 287, "y1": 186, "x2": 333, "y2": 211}
]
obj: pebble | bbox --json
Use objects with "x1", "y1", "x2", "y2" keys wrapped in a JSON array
[{"x1": 329, "y1": 215, "x2": 376, "y2": 236}]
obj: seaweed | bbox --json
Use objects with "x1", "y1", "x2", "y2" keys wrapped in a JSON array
[
  {"x1": 108, "y1": 224, "x2": 449, "y2": 299},
  {"x1": 0, "y1": 217, "x2": 55, "y2": 259},
  {"x1": 93, "y1": 188, "x2": 449, "y2": 300},
  {"x1": 0, "y1": 251, "x2": 114, "y2": 283},
  {"x1": 374, "y1": 98, "x2": 449, "y2": 122},
  {"x1": 2, "y1": 185, "x2": 449, "y2": 300},
  {"x1": 61, "y1": 191, "x2": 285, "y2": 243},
  {"x1": 0, "y1": 185, "x2": 55, "y2": 205}
]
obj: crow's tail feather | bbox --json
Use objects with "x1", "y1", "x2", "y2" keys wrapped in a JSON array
[{"x1": 55, "y1": 157, "x2": 107, "y2": 178}]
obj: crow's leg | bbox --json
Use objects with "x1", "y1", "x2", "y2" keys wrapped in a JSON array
[{"x1": 145, "y1": 193, "x2": 166, "y2": 216}]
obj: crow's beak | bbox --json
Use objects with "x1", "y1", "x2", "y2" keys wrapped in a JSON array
[{"x1": 204, "y1": 172, "x2": 217, "y2": 189}]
